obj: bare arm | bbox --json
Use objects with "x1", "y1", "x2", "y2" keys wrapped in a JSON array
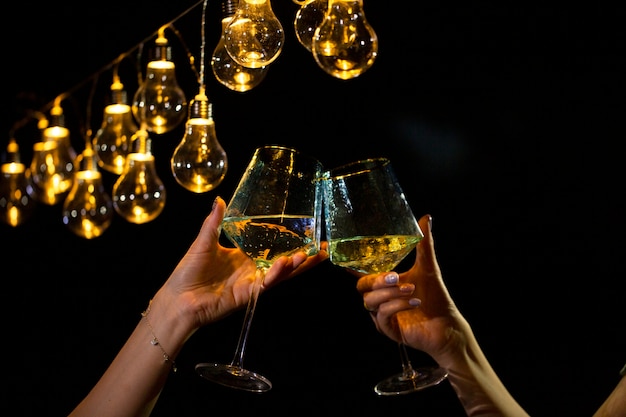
[
  {"x1": 68, "y1": 197, "x2": 328, "y2": 417},
  {"x1": 68, "y1": 297, "x2": 188, "y2": 417},
  {"x1": 433, "y1": 314, "x2": 531, "y2": 417},
  {"x1": 356, "y1": 215, "x2": 530, "y2": 417},
  {"x1": 593, "y1": 366, "x2": 626, "y2": 417}
]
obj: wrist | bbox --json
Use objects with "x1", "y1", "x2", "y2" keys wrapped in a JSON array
[
  {"x1": 141, "y1": 300, "x2": 178, "y2": 372},
  {"x1": 427, "y1": 316, "x2": 476, "y2": 371},
  {"x1": 142, "y1": 291, "x2": 197, "y2": 362}
]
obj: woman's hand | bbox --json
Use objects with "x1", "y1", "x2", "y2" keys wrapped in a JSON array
[
  {"x1": 355, "y1": 214, "x2": 460, "y2": 358},
  {"x1": 158, "y1": 196, "x2": 329, "y2": 330}
]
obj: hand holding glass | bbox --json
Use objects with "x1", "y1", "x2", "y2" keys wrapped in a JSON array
[
  {"x1": 322, "y1": 157, "x2": 448, "y2": 395},
  {"x1": 195, "y1": 145, "x2": 323, "y2": 392}
]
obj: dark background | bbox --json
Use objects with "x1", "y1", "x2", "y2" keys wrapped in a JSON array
[{"x1": 3, "y1": 2, "x2": 625, "y2": 416}]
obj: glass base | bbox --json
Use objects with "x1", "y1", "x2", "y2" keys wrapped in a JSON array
[
  {"x1": 374, "y1": 366, "x2": 448, "y2": 396},
  {"x1": 195, "y1": 363, "x2": 272, "y2": 393}
]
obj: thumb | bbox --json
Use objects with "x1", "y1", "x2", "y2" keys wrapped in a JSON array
[
  {"x1": 189, "y1": 196, "x2": 226, "y2": 253},
  {"x1": 414, "y1": 214, "x2": 438, "y2": 272}
]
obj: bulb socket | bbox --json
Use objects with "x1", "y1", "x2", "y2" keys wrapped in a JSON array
[
  {"x1": 189, "y1": 97, "x2": 211, "y2": 120},
  {"x1": 222, "y1": 0, "x2": 238, "y2": 17},
  {"x1": 48, "y1": 112, "x2": 65, "y2": 128},
  {"x1": 131, "y1": 129, "x2": 152, "y2": 154},
  {"x1": 151, "y1": 44, "x2": 172, "y2": 62},
  {"x1": 110, "y1": 88, "x2": 128, "y2": 105}
]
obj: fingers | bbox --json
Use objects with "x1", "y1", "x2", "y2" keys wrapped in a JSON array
[
  {"x1": 263, "y1": 256, "x2": 290, "y2": 289},
  {"x1": 186, "y1": 196, "x2": 226, "y2": 254},
  {"x1": 206, "y1": 196, "x2": 226, "y2": 237},
  {"x1": 414, "y1": 214, "x2": 437, "y2": 270},
  {"x1": 362, "y1": 283, "x2": 421, "y2": 314},
  {"x1": 289, "y1": 245, "x2": 329, "y2": 277},
  {"x1": 356, "y1": 271, "x2": 400, "y2": 293},
  {"x1": 418, "y1": 214, "x2": 432, "y2": 243},
  {"x1": 358, "y1": 271, "x2": 421, "y2": 313},
  {"x1": 263, "y1": 247, "x2": 328, "y2": 290}
]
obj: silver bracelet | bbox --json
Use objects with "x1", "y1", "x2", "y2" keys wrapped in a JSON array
[{"x1": 141, "y1": 299, "x2": 177, "y2": 373}]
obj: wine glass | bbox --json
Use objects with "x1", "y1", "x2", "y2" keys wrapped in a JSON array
[
  {"x1": 322, "y1": 157, "x2": 448, "y2": 395},
  {"x1": 195, "y1": 145, "x2": 323, "y2": 392}
]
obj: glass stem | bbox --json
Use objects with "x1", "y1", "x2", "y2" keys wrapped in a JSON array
[
  {"x1": 398, "y1": 342, "x2": 417, "y2": 378},
  {"x1": 230, "y1": 266, "x2": 267, "y2": 369}
]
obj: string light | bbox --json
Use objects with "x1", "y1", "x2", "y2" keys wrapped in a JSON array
[
  {"x1": 112, "y1": 127, "x2": 166, "y2": 224},
  {"x1": 132, "y1": 26, "x2": 188, "y2": 134},
  {"x1": 293, "y1": 0, "x2": 328, "y2": 52},
  {"x1": 62, "y1": 77, "x2": 115, "y2": 238},
  {"x1": 0, "y1": 138, "x2": 36, "y2": 227},
  {"x1": 312, "y1": 0, "x2": 378, "y2": 80},
  {"x1": 28, "y1": 98, "x2": 76, "y2": 206},
  {"x1": 211, "y1": 0, "x2": 269, "y2": 92},
  {"x1": 2, "y1": 0, "x2": 379, "y2": 237},
  {"x1": 172, "y1": 0, "x2": 228, "y2": 193},
  {"x1": 223, "y1": 0, "x2": 285, "y2": 68},
  {"x1": 93, "y1": 61, "x2": 139, "y2": 175}
]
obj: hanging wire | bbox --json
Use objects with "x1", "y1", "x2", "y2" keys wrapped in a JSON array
[
  {"x1": 8, "y1": 110, "x2": 48, "y2": 139},
  {"x1": 168, "y1": 23, "x2": 202, "y2": 87},
  {"x1": 83, "y1": 75, "x2": 99, "y2": 144},
  {"x1": 134, "y1": 43, "x2": 146, "y2": 87},
  {"x1": 10, "y1": 0, "x2": 206, "y2": 134},
  {"x1": 200, "y1": 0, "x2": 209, "y2": 90}
]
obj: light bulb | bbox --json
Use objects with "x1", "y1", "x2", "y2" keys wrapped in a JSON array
[
  {"x1": 224, "y1": 0, "x2": 285, "y2": 69},
  {"x1": 62, "y1": 145, "x2": 114, "y2": 239},
  {"x1": 93, "y1": 78, "x2": 138, "y2": 175},
  {"x1": 312, "y1": 0, "x2": 378, "y2": 80},
  {"x1": 293, "y1": 0, "x2": 328, "y2": 52},
  {"x1": 171, "y1": 91, "x2": 228, "y2": 193},
  {"x1": 212, "y1": 16, "x2": 269, "y2": 92},
  {"x1": 132, "y1": 28, "x2": 187, "y2": 134},
  {"x1": 28, "y1": 104, "x2": 76, "y2": 205},
  {"x1": 0, "y1": 139, "x2": 36, "y2": 227},
  {"x1": 112, "y1": 129, "x2": 166, "y2": 224}
]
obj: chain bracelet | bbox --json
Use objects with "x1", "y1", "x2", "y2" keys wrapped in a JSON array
[{"x1": 141, "y1": 299, "x2": 177, "y2": 373}]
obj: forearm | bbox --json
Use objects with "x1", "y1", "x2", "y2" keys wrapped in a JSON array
[
  {"x1": 68, "y1": 292, "x2": 194, "y2": 417},
  {"x1": 592, "y1": 366, "x2": 626, "y2": 417},
  {"x1": 438, "y1": 325, "x2": 530, "y2": 417}
]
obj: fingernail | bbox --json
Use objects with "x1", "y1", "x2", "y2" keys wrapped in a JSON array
[
  {"x1": 409, "y1": 298, "x2": 421, "y2": 307},
  {"x1": 385, "y1": 272, "x2": 398, "y2": 284},
  {"x1": 293, "y1": 252, "x2": 306, "y2": 268},
  {"x1": 399, "y1": 283, "x2": 414, "y2": 293},
  {"x1": 428, "y1": 215, "x2": 433, "y2": 231},
  {"x1": 211, "y1": 197, "x2": 219, "y2": 212}
]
